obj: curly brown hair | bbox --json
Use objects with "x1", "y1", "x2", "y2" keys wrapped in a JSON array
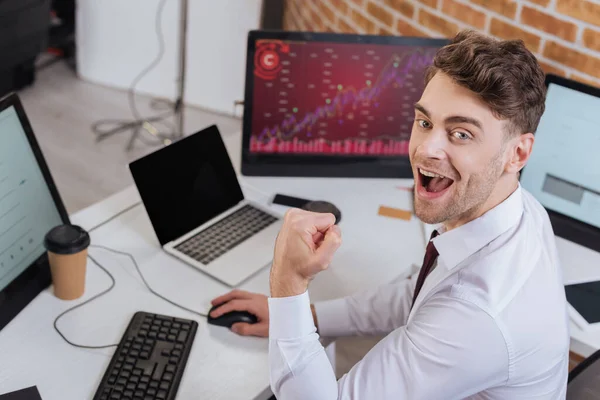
[{"x1": 425, "y1": 29, "x2": 546, "y2": 136}]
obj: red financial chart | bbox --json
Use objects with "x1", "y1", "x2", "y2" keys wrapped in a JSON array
[{"x1": 250, "y1": 39, "x2": 437, "y2": 156}]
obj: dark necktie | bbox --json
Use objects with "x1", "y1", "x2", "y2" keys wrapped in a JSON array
[{"x1": 411, "y1": 230, "x2": 439, "y2": 309}]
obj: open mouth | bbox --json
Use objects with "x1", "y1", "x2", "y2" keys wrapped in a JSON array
[{"x1": 418, "y1": 168, "x2": 454, "y2": 194}]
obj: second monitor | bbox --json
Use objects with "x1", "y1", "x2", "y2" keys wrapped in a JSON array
[{"x1": 241, "y1": 30, "x2": 449, "y2": 178}]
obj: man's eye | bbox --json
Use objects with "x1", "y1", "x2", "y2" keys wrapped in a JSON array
[
  {"x1": 417, "y1": 119, "x2": 431, "y2": 129},
  {"x1": 453, "y1": 131, "x2": 471, "y2": 140}
]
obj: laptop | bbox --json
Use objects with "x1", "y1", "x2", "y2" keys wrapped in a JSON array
[{"x1": 128, "y1": 125, "x2": 282, "y2": 286}]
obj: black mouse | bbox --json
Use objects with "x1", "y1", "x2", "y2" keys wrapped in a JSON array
[
  {"x1": 207, "y1": 304, "x2": 258, "y2": 328},
  {"x1": 302, "y1": 200, "x2": 342, "y2": 224}
]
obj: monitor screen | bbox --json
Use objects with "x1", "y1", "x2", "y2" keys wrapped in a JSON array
[
  {"x1": 0, "y1": 105, "x2": 63, "y2": 292},
  {"x1": 520, "y1": 81, "x2": 600, "y2": 230},
  {"x1": 250, "y1": 39, "x2": 437, "y2": 156},
  {"x1": 242, "y1": 31, "x2": 449, "y2": 178}
]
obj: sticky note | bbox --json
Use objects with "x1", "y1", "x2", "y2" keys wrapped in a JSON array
[{"x1": 378, "y1": 205, "x2": 412, "y2": 221}]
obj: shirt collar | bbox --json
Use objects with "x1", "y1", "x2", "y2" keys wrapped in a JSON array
[{"x1": 431, "y1": 184, "x2": 524, "y2": 270}]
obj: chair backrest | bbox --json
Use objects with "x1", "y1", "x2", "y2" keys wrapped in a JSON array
[{"x1": 567, "y1": 349, "x2": 600, "y2": 399}]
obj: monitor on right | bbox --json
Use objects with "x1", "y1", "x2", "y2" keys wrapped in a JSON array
[{"x1": 520, "y1": 74, "x2": 600, "y2": 252}]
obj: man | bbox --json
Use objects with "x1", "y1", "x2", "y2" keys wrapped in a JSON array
[{"x1": 210, "y1": 30, "x2": 570, "y2": 399}]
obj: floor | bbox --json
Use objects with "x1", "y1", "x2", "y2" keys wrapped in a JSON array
[
  {"x1": 19, "y1": 60, "x2": 381, "y2": 378},
  {"x1": 18, "y1": 61, "x2": 243, "y2": 214}
]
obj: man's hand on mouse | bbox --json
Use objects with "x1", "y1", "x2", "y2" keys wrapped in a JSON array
[
  {"x1": 270, "y1": 209, "x2": 342, "y2": 298},
  {"x1": 209, "y1": 290, "x2": 269, "y2": 337}
]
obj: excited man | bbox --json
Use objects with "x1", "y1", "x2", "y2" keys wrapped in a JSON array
[{"x1": 210, "y1": 30, "x2": 569, "y2": 399}]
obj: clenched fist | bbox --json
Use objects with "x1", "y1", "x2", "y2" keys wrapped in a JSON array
[{"x1": 270, "y1": 208, "x2": 342, "y2": 298}]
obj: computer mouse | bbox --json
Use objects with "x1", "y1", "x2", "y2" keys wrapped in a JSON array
[
  {"x1": 207, "y1": 304, "x2": 258, "y2": 328},
  {"x1": 302, "y1": 200, "x2": 342, "y2": 224}
]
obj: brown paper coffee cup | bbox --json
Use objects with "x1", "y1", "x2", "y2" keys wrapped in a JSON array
[
  {"x1": 44, "y1": 224, "x2": 91, "y2": 301},
  {"x1": 48, "y1": 249, "x2": 88, "y2": 300}
]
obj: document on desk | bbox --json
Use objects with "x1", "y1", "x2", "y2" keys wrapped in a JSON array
[{"x1": 0, "y1": 386, "x2": 42, "y2": 400}]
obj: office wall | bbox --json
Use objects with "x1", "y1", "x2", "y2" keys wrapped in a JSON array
[
  {"x1": 76, "y1": 0, "x2": 262, "y2": 115},
  {"x1": 283, "y1": 0, "x2": 600, "y2": 88}
]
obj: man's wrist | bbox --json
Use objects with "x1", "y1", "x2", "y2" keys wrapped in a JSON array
[{"x1": 270, "y1": 266, "x2": 310, "y2": 298}]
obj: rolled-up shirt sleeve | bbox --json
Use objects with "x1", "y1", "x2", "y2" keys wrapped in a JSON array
[
  {"x1": 313, "y1": 274, "x2": 416, "y2": 337},
  {"x1": 268, "y1": 291, "x2": 509, "y2": 400}
]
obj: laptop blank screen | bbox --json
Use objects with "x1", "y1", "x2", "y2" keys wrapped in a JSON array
[{"x1": 129, "y1": 125, "x2": 244, "y2": 245}]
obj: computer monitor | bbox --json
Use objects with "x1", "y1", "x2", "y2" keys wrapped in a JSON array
[
  {"x1": 241, "y1": 30, "x2": 449, "y2": 178},
  {"x1": 520, "y1": 74, "x2": 600, "y2": 253},
  {"x1": 0, "y1": 93, "x2": 69, "y2": 330}
]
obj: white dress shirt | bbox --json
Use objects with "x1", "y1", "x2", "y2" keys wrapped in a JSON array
[{"x1": 268, "y1": 185, "x2": 570, "y2": 399}]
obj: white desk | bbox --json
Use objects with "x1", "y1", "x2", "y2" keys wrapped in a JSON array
[{"x1": 1, "y1": 129, "x2": 599, "y2": 399}]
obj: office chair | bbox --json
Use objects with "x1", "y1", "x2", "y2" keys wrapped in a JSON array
[{"x1": 567, "y1": 349, "x2": 600, "y2": 399}]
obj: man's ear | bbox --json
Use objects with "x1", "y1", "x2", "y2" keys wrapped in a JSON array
[{"x1": 505, "y1": 132, "x2": 534, "y2": 174}]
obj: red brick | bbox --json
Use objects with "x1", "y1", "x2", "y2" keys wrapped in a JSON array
[
  {"x1": 537, "y1": 60, "x2": 567, "y2": 77},
  {"x1": 318, "y1": 2, "x2": 337, "y2": 25},
  {"x1": 328, "y1": 0, "x2": 348, "y2": 16},
  {"x1": 442, "y1": 0, "x2": 486, "y2": 30},
  {"x1": 527, "y1": 0, "x2": 550, "y2": 6},
  {"x1": 418, "y1": 8, "x2": 459, "y2": 37},
  {"x1": 367, "y1": 1, "x2": 395, "y2": 27},
  {"x1": 351, "y1": 8, "x2": 377, "y2": 33},
  {"x1": 583, "y1": 28, "x2": 600, "y2": 53},
  {"x1": 521, "y1": 6, "x2": 577, "y2": 42},
  {"x1": 544, "y1": 41, "x2": 600, "y2": 79},
  {"x1": 338, "y1": 17, "x2": 357, "y2": 33},
  {"x1": 397, "y1": 20, "x2": 429, "y2": 37},
  {"x1": 557, "y1": 0, "x2": 600, "y2": 27},
  {"x1": 470, "y1": 0, "x2": 517, "y2": 19},
  {"x1": 571, "y1": 73, "x2": 600, "y2": 88},
  {"x1": 383, "y1": 0, "x2": 415, "y2": 19},
  {"x1": 490, "y1": 18, "x2": 541, "y2": 52},
  {"x1": 378, "y1": 26, "x2": 394, "y2": 36},
  {"x1": 420, "y1": 0, "x2": 438, "y2": 8}
]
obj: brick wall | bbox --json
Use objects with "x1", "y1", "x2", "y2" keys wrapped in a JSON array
[{"x1": 282, "y1": 0, "x2": 600, "y2": 88}]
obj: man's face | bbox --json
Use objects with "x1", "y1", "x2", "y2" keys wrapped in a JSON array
[{"x1": 409, "y1": 72, "x2": 509, "y2": 228}]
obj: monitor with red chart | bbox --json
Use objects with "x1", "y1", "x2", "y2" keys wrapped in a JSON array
[{"x1": 241, "y1": 31, "x2": 449, "y2": 178}]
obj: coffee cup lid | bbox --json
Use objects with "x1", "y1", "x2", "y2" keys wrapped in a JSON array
[{"x1": 44, "y1": 224, "x2": 90, "y2": 255}]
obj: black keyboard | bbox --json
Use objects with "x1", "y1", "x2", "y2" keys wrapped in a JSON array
[{"x1": 93, "y1": 311, "x2": 198, "y2": 400}]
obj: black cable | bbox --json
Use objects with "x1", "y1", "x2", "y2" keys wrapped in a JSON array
[
  {"x1": 91, "y1": 244, "x2": 208, "y2": 319},
  {"x1": 90, "y1": 0, "x2": 180, "y2": 150},
  {"x1": 54, "y1": 236, "x2": 208, "y2": 350},
  {"x1": 53, "y1": 254, "x2": 119, "y2": 349}
]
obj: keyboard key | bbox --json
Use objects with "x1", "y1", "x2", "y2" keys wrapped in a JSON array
[
  {"x1": 161, "y1": 349, "x2": 170, "y2": 357},
  {"x1": 121, "y1": 371, "x2": 131, "y2": 379},
  {"x1": 169, "y1": 357, "x2": 178, "y2": 365},
  {"x1": 144, "y1": 339, "x2": 154, "y2": 346},
  {"x1": 134, "y1": 390, "x2": 144, "y2": 398},
  {"x1": 159, "y1": 381, "x2": 170, "y2": 391},
  {"x1": 123, "y1": 364, "x2": 133, "y2": 372},
  {"x1": 162, "y1": 372, "x2": 173, "y2": 382},
  {"x1": 130, "y1": 350, "x2": 139, "y2": 358},
  {"x1": 140, "y1": 376, "x2": 150, "y2": 384},
  {"x1": 132, "y1": 344, "x2": 142, "y2": 351},
  {"x1": 110, "y1": 393, "x2": 120, "y2": 400},
  {"x1": 130, "y1": 376, "x2": 139, "y2": 384},
  {"x1": 124, "y1": 390, "x2": 133, "y2": 397},
  {"x1": 115, "y1": 362, "x2": 122, "y2": 369},
  {"x1": 162, "y1": 320, "x2": 172, "y2": 327},
  {"x1": 114, "y1": 384, "x2": 124, "y2": 392},
  {"x1": 158, "y1": 333, "x2": 167, "y2": 340},
  {"x1": 125, "y1": 357, "x2": 136, "y2": 365},
  {"x1": 169, "y1": 328, "x2": 178, "y2": 335},
  {"x1": 108, "y1": 376, "x2": 117, "y2": 384},
  {"x1": 148, "y1": 331, "x2": 157, "y2": 339},
  {"x1": 172, "y1": 322, "x2": 181, "y2": 329},
  {"x1": 117, "y1": 378, "x2": 127, "y2": 386},
  {"x1": 167, "y1": 334, "x2": 176, "y2": 342},
  {"x1": 165, "y1": 365, "x2": 176, "y2": 374},
  {"x1": 171, "y1": 350, "x2": 181, "y2": 358},
  {"x1": 149, "y1": 381, "x2": 159, "y2": 389},
  {"x1": 177, "y1": 330, "x2": 188, "y2": 343},
  {"x1": 147, "y1": 388, "x2": 156, "y2": 396},
  {"x1": 152, "y1": 363, "x2": 164, "y2": 381},
  {"x1": 132, "y1": 369, "x2": 142, "y2": 376},
  {"x1": 138, "y1": 383, "x2": 148, "y2": 391},
  {"x1": 140, "y1": 351, "x2": 149, "y2": 360},
  {"x1": 157, "y1": 390, "x2": 167, "y2": 400},
  {"x1": 141, "y1": 324, "x2": 150, "y2": 330},
  {"x1": 174, "y1": 344, "x2": 183, "y2": 350}
]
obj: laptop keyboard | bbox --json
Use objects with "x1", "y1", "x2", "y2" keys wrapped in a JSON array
[{"x1": 174, "y1": 204, "x2": 278, "y2": 265}]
